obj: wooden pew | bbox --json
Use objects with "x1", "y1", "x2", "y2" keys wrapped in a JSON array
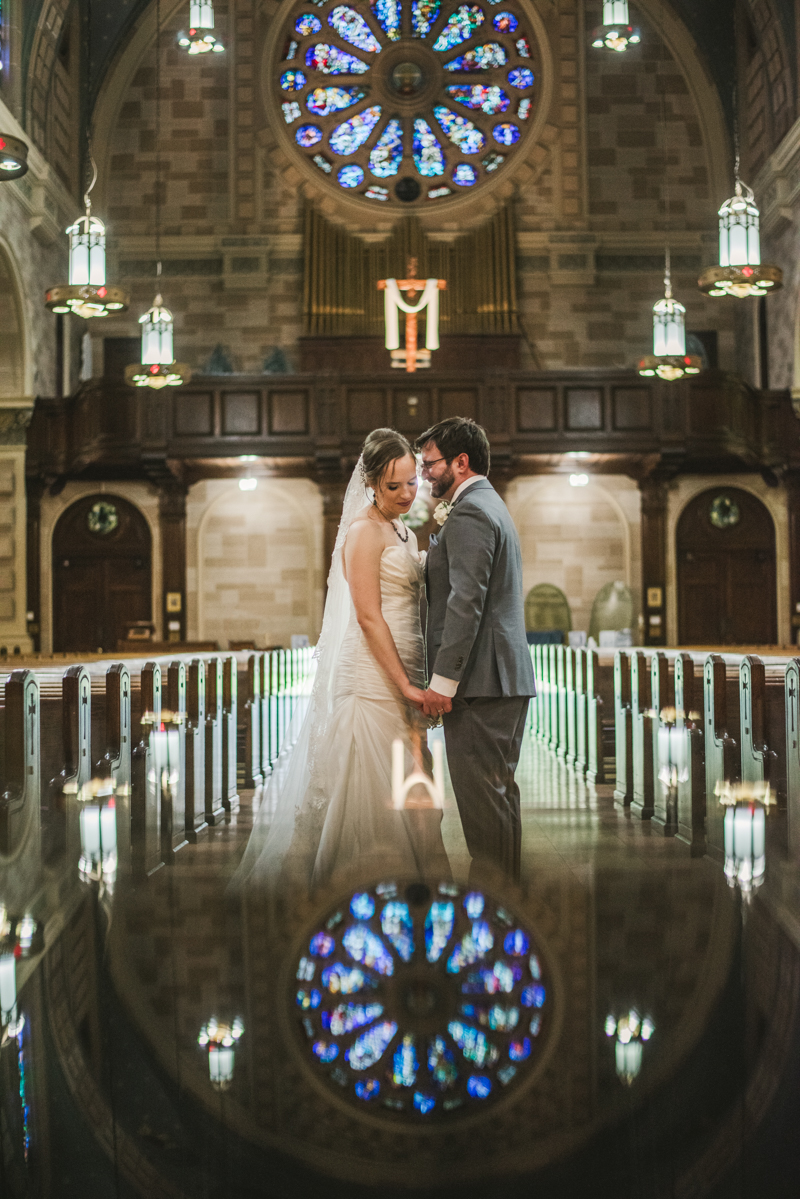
[
  {"x1": 130, "y1": 661, "x2": 164, "y2": 879},
  {"x1": 739, "y1": 655, "x2": 787, "y2": 801},
  {"x1": 564, "y1": 646, "x2": 577, "y2": 770},
  {"x1": 204, "y1": 657, "x2": 225, "y2": 827},
  {"x1": 556, "y1": 645, "x2": 568, "y2": 761},
  {"x1": 165, "y1": 660, "x2": 189, "y2": 859},
  {"x1": 613, "y1": 650, "x2": 633, "y2": 807},
  {"x1": 574, "y1": 647, "x2": 587, "y2": 775},
  {"x1": 44, "y1": 665, "x2": 91, "y2": 864},
  {"x1": 100, "y1": 663, "x2": 131, "y2": 789},
  {"x1": 538, "y1": 645, "x2": 551, "y2": 747},
  {"x1": 674, "y1": 652, "x2": 706, "y2": 856},
  {"x1": 548, "y1": 645, "x2": 559, "y2": 754},
  {"x1": 703, "y1": 654, "x2": 740, "y2": 861},
  {"x1": 222, "y1": 656, "x2": 239, "y2": 812},
  {"x1": 0, "y1": 670, "x2": 41, "y2": 858},
  {"x1": 587, "y1": 649, "x2": 615, "y2": 784},
  {"x1": 240, "y1": 653, "x2": 263, "y2": 791},
  {"x1": 185, "y1": 659, "x2": 208, "y2": 841},
  {"x1": 630, "y1": 650, "x2": 655, "y2": 820}
]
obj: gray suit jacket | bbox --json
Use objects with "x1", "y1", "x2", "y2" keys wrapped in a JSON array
[{"x1": 425, "y1": 479, "x2": 535, "y2": 698}]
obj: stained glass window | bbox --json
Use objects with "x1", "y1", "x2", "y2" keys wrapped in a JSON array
[
  {"x1": 443, "y1": 42, "x2": 506, "y2": 69},
  {"x1": 434, "y1": 106, "x2": 485, "y2": 154},
  {"x1": 280, "y1": 69, "x2": 306, "y2": 90},
  {"x1": 508, "y1": 66, "x2": 533, "y2": 88},
  {"x1": 293, "y1": 882, "x2": 549, "y2": 1117},
  {"x1": 371, "y1": 0, "x2": 401, "y2": 40},
  {"x1": 330, "y1": 104, "x2": 382, "y2": 154},
  {"x1": 482, "y1": 151, "x2": 504, "y2": 170},
  {"x1": 432, "y1": 5, "x2": 485, "y2": 51},
  {"x1": 453, "y1": 163, "x2": 477, "y2": 186},
  {"x1": 365, "y1": 185, "x2": 390, "y2": 199},
  {"x1": 428, "y1": 186, "x2": 452, "y2": 198},
  {"x1": 296, "y1": 13, "x2": 322, "y2": 35},
  {"x1": 313, "y1": 154, "x2": 333, "y2": 172},
  {"x1": 492, "y1": 11, "x2": 517, "y2": 32},
  {"x1": 516, "y1": 35, "x2": 530, "y2": 56},
  {"x1": 492, "y1": 121, "x2": 519, "y2": 144},
  {"x1": 338, "y1": 163, "x2": 365, "y2": 187},
  {"x1": 517, "y1": 97, "x2": 531, "y2": 120},
  {"x1": 328, "y1": 6, "x2": 382, "y2": 52},
  {"x1": 282, "y1": 101, "x2": 301, "y2": 123},
  {"x1": 305, "y1": 43, "x2": 370, "y2": 72},
  {"x1": 446, "y1": 84, "x2": 509, "y2": 113},
  {"x1": 369, "y1": 118, "x2": 403, "y2": 176},
  {"x1": 307, "y1": 86, "x2": 367, "y2": 115},
  {"x1": 413, "y1": 119, "x2": 446, "y2": 176},
  {"x1": 296, "y1": 124, "x2": 323, "y2": 146},
  {"x1": 283, "y1": 39, "x2": 299, "y2": 59},
  {"x1": 412, "y1": 0, "x2": 442, "y2": 36}
]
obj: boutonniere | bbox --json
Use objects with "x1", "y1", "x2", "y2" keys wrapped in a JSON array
[{"x1": 433, "y1": 501, "x2": 452, "y2": 527}]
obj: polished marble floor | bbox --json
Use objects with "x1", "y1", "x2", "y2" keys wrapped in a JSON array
[{"x1": 3, "y1": 733, "x2": 800, "y2": 1198}]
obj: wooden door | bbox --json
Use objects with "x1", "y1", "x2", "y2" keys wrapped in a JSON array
[
  {"x1": 53, "y1": 495, "x2": 152, "y2": 652},
  {"x1": 677, "y1": 488, "x2": 776, "y2": 646}
]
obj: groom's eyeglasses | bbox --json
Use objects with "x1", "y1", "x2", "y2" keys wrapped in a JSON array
[{"x1": 419, "y1": 456, "x2": 450, "y2": 475}]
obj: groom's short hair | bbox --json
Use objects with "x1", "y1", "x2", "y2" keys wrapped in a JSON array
[{"x1": 416, "y1": 417, "x2": 490, "y2": 476}]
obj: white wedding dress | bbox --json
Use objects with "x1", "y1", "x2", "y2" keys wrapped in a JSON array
[{"x1": 232, "y1": 467, "x2": 450, "y2": 892}]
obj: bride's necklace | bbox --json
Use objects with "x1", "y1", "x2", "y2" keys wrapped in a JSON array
[{"x1": 373, "y1": 499, "x2": 410, "y2": 543}]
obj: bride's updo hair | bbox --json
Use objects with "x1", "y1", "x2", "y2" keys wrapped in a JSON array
[{"x1": 361, "y1": 428, "x2": 414, "y2": 488}]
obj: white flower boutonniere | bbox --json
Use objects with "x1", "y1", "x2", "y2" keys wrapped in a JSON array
[{"x1": 433, "y1": 500, "x2": 452, "y2": 527}]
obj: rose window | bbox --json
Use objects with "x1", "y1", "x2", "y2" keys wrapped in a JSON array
[
  {"x1": 273, "y1": 0, "x2": 538, "y2": 205},
  {"x1": 293, "y1": 880, "x2": 549, "y2": 1117}
]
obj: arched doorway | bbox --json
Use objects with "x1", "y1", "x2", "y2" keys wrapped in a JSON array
[
  {"x1": 677, "y1": 487, "x2": 776, "y2": 645},
  {"x1": 53, "y1": 495, "x2": 152, "y2": 652}
]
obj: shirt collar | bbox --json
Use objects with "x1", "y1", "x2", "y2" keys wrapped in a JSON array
[{"x1": 452, "y1": 475, "x2": 486, "y2": 504}]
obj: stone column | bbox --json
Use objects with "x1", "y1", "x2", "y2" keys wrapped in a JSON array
[
  {"x1": 316, "y1": 475, "x2": 348, "y2": 593},
  {"x1": 0, "y1": 408, "x2": 33, "y2": 655},
  {"x1": 786, "y1": 470, "x2": 800, "y2": 649},
  {"x1": 639, "y1": 476, "x2": 668, "y2": 649},
  {"x1": 159, "y1": 481, "x2": 187, "y2": 643}
]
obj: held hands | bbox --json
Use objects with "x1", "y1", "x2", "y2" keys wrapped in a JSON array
[
  {"x1": 421, "y1": 688, "x2": 453, "y2": 718},
  {"x1": 401, "y1": 683, "x2": 428, "y2": 711}
]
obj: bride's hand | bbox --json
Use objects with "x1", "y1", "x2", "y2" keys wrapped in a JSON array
[{"x1": 401, "y1": 682, "x2": 426, "y2": 710}]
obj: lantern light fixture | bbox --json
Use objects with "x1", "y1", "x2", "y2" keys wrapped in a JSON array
[
  {"x1": 716, "y1": 780, "x2": 775, "y2": 899},
  {"x1": 178, "y1": 1, "x2": 225, "y2": 54},
  {"x1": 699, "y1": 179, "x2": 783, "y2": 299},
  {"x1": 605, "y1": 1009, "x2": 655, "y2": 1085},
  {"x1": 591, "y1": 1, "x2": 641, "y2": 52},
  {"x1": 0, "y1": 133, "x2": 29, "y2": 180},
  {"x1": 638, "y1": 252, "x2": 702, "y2": 381},
  {"x1": 125, "y1": 292, "x2": 191, "y2": 389},
  {"x1": 198, "y1": 1017, "x2": 245, "y2": 1089}
]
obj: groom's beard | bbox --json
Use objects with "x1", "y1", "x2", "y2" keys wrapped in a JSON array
[{"x1": 430, "y1": 465, "x2": 456, "y2": 499}]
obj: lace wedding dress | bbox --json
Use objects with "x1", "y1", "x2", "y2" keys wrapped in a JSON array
[{"x1": 232, "y1": 465, "x2": 450, "y2": 892}]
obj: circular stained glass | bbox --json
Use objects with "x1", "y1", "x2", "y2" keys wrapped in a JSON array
[
  {"x1": 292, "y1": 880, "x2": 551, "y2": 1118},
  {"x1": 339, "y1": 163, "x2": 365, "y2": 186},
  {"x1": 709, "y1": 495, "x2": 741, "y2": 530},
  {"x1": 87, "y1": 501, "x2": 119, "y2": 536},
  {"x1": 272, "y1": 0, "x2": 539, "y2": 206}
]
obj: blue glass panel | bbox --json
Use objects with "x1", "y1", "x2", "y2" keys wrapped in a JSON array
[
  {"x1": 530, "y1": 1013, "x2": 542, "y2": 1036},
  {"x1": 434, "y1": 105, "x2": 485, "y2": 154},
  {"x1": 448, "y1": 1020, "x2": 500, "y2": 1066},
  {"x1": 330, "y1": 105, "x2": 382, "y2": 154},
  {"x1": 381, "y1": 901, "x2": 415, "y2": 960},
  {"x1": 329, "y1": 5, "x2": 381, "y2": 52},
  {"x1": 338, "y1": 163, "x2": 364, "y2": 187},
  {"x1": 365, "y1": 185, "x2": 390, "y2": 199},
  {"x1": 309, "y1": 931, "x2": 335, "y2": 956},
  {"x1": 414, "y1": 1092, "x2": 436, "y2": 1113},
  {"x1": 427, "y1": 186, "x2": 452, "y2": 198},
  {"x1": 463, "y1": 891, "x2": 485, "y2": 918},
  {"x1": 530, "y1": 954, "x2": 542, "y2": 979},
  {"x1": 492, "y1": 10, "x2": 517, "y2": 31},
  {"x1": 283, "y1": 39, "x2": 299, "y2": 60},
  {"x1": 296, "y1": 124, "x2": 323, "y2": 147},
  {"x1": 443, "y1": 42, "x2": 506, "y2": 69},
  {"x1": 281, "y1": 69, "x2": 307, "y2": 90},
  {"x1": 322, "y1": 962, "x2": 373, "y2": 992},
  {"x1": 492, "y1": 121, "x2": 520, "y2": 145},
  {"x1": 392, "y1": 1035, "x2": 419, "y2": 1085},
  {"x1": 296, "y1": 13, "x2": 322, "y2": 34},
  {"x1": 446, "y1": 84, "x2": 509, "y2": 113},
  {"x1": 355, "y1": 1078, "x2": 381, "y2": 1100},
  {"x1": 516, "y1": 35, "x2": 531, "y2": 57},
  {"x1": 296, "y1": 988, "x2": 321, "y2": 1008},
  {"x1": 296, "y1": 957, "x2": 315, "y2": 980},
  {"x1": 503, "y1": 928, "x2": 530, "y2": 955},
  {"x1": 345, "y1": 1020, "x2": 398, "y2": 1069},
  {"x1": 342, "y1": 919, "x2": 394, "y2": 973},
  {"x1": 427, "y1": 1035, "x2": 458, "y2": 1089},
  {"x1": 508, "y1": 67, "x2": 534, "y2": 89},
  {"x1": 509, "y1": 1037, "x2": 531, "y2": 1061},
  {"x1": 413, "y1": 119, "x2": 446, "y2": 177},
  {"x1": 369, "y1": 118, "x2": 403, "y2": 177},
  {"x1": 498, "y1": 1064, "x2": 517, "y2": 1084},
  {"x1": 412, "y1": 0, "x2": 442, "y2": 37},
  {"x1": 313, "y1": 1040, "x2": 339, "y2": 1062},
  {"x1": 282, "y1": 100, "x2": 302, "y2": 123},
  {"x1": 307, "y1": 86, "x2": 367, "y2": 115},
  {"x1": 467, "y1": 1074, "x2": 492, "y2": 1098},
  {"x1": 324, "y1": 1001, "x2": 383, "y2": 1033},
  {"x1": 520, "y1": 983, "x2": 546, "y2": 1007},
  {"x1": 518, "y1": 97, "x2": 531, "y2": 120},
  {"x1": 446, "y1": 920, "x2": 494, "y2": 972},
  {"x1": 487, "y1": 1004, "x2": 519, "y2": 1030},
  {"x1": 350, "y1": 892, "x2": 376, "y2": 919},
  {"x1": 371, "y1": 0, "x2": 401, "y2": 40},
  {"x1": 305, "y1": 43, "x2": 370, "y2": 73},
  {"x1": 313, "y1": 153, "x2": 333, "y2": 172},
  {"x1": 424, "y1": 900, "x2": 454, "y2": 959},
  {"x1": 453, "y1": 163, "x2": 477, "y2": 186},
  {"x1": 433, "y1": 5, "x2": 484, "y2": 51},
  {"x1": 482, "y1": 150, "x2": 504, "y2": 170}
]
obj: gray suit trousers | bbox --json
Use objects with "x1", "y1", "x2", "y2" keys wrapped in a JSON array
[{"x1": 443, "y1": 695, "x2": 530, "y2": 882}]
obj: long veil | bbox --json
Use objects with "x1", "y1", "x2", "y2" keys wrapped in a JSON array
[{"x1": 230, "y1": 459, "x2": 371, "y2": 887}]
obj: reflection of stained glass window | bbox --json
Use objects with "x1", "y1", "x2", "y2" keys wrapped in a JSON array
[
  {"x1": 313, "y1": 154, "x2": 333, "y2": 172},
  {"x1": 447, "y1": 921, "x2": 494, "y2": 972},
  {"x1": 443, "y1": 42, "x2": 506, "y2": 69},
  {"x1": 413, "y1": 119, "x2": 446, "y2": 176},
  {"x1": 467, "y1": 1074, "x2": 492, "y2": 1098},
  {"x1": 492, "y1": 122, "x2": 520, "y2": 145},
  {"x1": 446, "y1": 84, "x2": 509, "y2": 113},
  {"x1": 281, "y1": 69, "x2": 306, "y2": 90},
  {"x1": 454, "y1": 163, "x2": 476, "y2": 187},
  {"x1": 434, "y1": 106, "x2": 485, "y2": 154},
  {"x1": 313, "y1": 1040, "x2": 339, "y2": 1061},
  {"x1": 412, "y1": 0, "x2": 442, "y2": 37},
  {"x1": 433, "y1": 5, "x2": 485, "y2": 51},
  {"x1": 355, "y1": 1078, "x2": 380, "y2": 1100},
  {"x1": 381, "y1": 901, "x2": 415, "y2": 959},
  {"x1": 342, "y1": 918, "x2": 394, "y2": 972},
  {"x1": 425, "y1": 901, "x2": 455, "y2": 959},
  {"x1": 492, "y1": 10, "x2": 517, "y2": 31},
  {"x1": 365, "y1": 185, "x2": 389, "y2": 199},
  {"x1": 323, "y1": 962, "x2": 371, "y2": 992},
  {"x1": 516, "y1": 35, "x2": 531, "y2": 56},
  {"x1": 282, "y1": 101, "x2": 301, "y2": 123},
  {"x1": 509, "y1": 1037, "x2": 531, "y2": 1060},
  {"x1": 369, "y1": 118, "x2": 404, "y2": 176},
  {"x1": 518, "y1": 97, "x2": 531, "y2": 120},
  {"x1": 482, "y1": 151, "x2": 504, "y2": 170},
  {"x1": 296, "y1": 124, "x2": 323, "y2": 146},
  {"x1": 414, "y1": 1091, "x2": 436, "y2": 1113},
  {"x1": 428, "y1": 186, "x2": 452, "y2": 198},
  {"x1": 508, "y1": 66, "x2": 534, "y2": 88},
  {"x1": 307, "y1": 85, "x2": 367, "y2": 114},
  {"x1": 296, "y1": 13, "x2": 322, "y2": 34},
  {"x1": 330, "y1": 104, "x2": 382, "y2": 154},
  {"x1": 329, "y1": 5, "x2": 382, "y2": 52},
  {"x1": 393, "y1": 1035, "x2": 419, "y2": 1085},
  {"x1": 305, "y1": 43, "x2": 370, "y2": 72},
  {"x1": 338, "y1": 163, "x2": 365, "y2": 187},
  {"x1": 371, "y1": 0, "x2": 401, "y2": 40},
  {"x1": 325, "y1": 1001, "x2": 383, "y2": 1032},
  {"x1": 345, "y1": 1020, "x2": 398, "y2": 1069},
  {"x1": 310, "y1": 931, "x2": 335, "y2": 956},
  {"x1": 448, "y1": 1021, "x2": 500, "y2": 1066}
]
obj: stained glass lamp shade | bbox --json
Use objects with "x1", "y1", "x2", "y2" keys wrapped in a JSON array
[
  {"x1": 125, "y1": 295, "x2": 191, "y2": 389},
  {"x1": 699, "y1": 180, "x2": 783, "y2": 298},
  {"x1": 275, "y1": 0, "x2": 537, "y2": 205},
  {"x1": 294, "y1": 880, "x2": 549, "y2": 1117},
  {"x1": 178, "y1": 0, "x2": 225, "y2": 53},
  {"x1": 638, "y1": 264, "x2": 701, "y2": 382},
  {"x1": 0, "y1": 132, "x2": 29, "y2": 180},
  {"x1": 45, "y1": 207, "x2": 130, "y2": 318},
  {"x1": 591, "y1": 0, "x2": 640, "y2": 52}
]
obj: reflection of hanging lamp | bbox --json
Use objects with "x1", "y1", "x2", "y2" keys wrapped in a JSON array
[
  {"x1": 0, "y1": 132, "x2": 29, "y2": 180},
  {"x1": 591, "y1": 1, "x2": 640, "y2": 52},
  {"x1": 77, "y1": 778, "x2": 120, "y2": 892},
  {"x1": 604, "y1": 1010, "x2": 654, "y2": 1085},
  {"x1": 178, "y1": 1, "x2": 225, "y2": 54},
  {"x1": 715, "y1": 780, "x2": 774, "y2": 899},
  {"x1": 639, "y1": 251, "x2": 702, "y2": 381},
  {"x1": 198, "y1": 1018, "x2": 244, "y2": 1089}
]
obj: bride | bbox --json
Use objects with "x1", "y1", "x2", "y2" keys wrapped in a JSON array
[{"x1": 233, "y1": 428, "x2": 451, "y2": 890}]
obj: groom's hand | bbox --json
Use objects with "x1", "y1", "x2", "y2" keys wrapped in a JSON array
[{"x1": 422, "y1": 688, "x2": 453, "y2": 718}]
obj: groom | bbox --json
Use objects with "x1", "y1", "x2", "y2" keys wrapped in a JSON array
[{"x1": 416, "y1": 418, "x2": 535, "y2": 882}]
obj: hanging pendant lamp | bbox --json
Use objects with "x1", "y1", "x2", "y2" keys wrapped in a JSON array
[
  {"x1": 638, "y1": 251, "x2": 702, "y2": 381},
  {"x1": 0, "y1": 133, "x2": 29, "y2": 180},
  {"x1": 699, "y1": 179, "x2": 782, "y2": 298},
  {"x1": 178, "y1": 1, "x2": 225, "y2": 54},
  {"x1": 591, "y1": 1, "x2": 640, "y2": 52}
]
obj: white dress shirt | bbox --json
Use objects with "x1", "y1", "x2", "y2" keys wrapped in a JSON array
[{"x1": 429, "y1": 474, "x2": 486, "y2": 698}]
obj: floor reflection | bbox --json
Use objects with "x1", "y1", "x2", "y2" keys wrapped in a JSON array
[{"x1": 4, "y1": 734, "x2": 800, "y2": 1196}]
